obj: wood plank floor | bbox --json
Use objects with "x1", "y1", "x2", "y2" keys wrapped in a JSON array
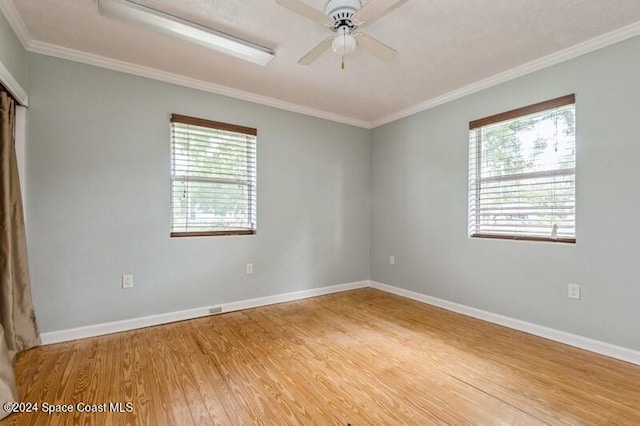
[{"x1": 3, "y1": 288, "x2": 640, "y2": 425}]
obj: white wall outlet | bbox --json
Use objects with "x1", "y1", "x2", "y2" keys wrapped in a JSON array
[
  {"x1": 568, "y1": 283, "x2": 580, "y2": 300},
  {"x1": 246, "y1": 263, "x2": 254, "y2": 274},
  {"x1": 389, "y1": 255, "x2": 395, "y2": 266},
  {"x1": 122, "y1": 274, "x2": 134, "y2": 289}
]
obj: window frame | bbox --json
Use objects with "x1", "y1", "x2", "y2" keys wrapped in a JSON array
[
  {"x1": 468, "y1": 95, "x2": 576, "y2": 244},
  {"x1": 169, "y1": 113, "x2": 257, "y2": 238}
]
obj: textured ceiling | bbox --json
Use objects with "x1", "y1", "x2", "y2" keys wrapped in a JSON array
[{"x1": 8, "y1": 0, "x2": 640, "y2": 125}]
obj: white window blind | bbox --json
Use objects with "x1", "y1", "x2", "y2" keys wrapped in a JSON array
[
  {"x1": 170, "y1": 114, "x2": 257, "y2": 237},
  {"x1": 468, "y1": 95, "x2": 576, "y2": 243}
]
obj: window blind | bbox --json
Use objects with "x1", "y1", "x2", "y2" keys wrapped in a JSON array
[
  {"x1": 468, "y1": 95, "x2": 576, "y2": 243},
  {"x1": 170, "y1": 114, "x2": 257, "y2": 237}
]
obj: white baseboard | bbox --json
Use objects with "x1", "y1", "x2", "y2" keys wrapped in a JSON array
[
  {"x1": 40, "y1": 280, "x2": 368, "y2": 345},
  {"x1": 40, "y1": 279, "x2": 640, "y2": 366},
  {"x1": 40, "y1": 305, "x2": 213, "y2": 345},
  {"x1": 369, "y1": 281, "x2": 640, "y2": 366}
]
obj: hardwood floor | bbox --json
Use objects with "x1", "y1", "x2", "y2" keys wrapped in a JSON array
[{"x1": 3, "y1": 288, "x2": 640, "y2": 425}]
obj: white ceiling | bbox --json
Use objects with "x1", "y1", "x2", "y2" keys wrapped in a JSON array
[{"x1": 6, "y1": 0, "x2": 640, "y2": 127}]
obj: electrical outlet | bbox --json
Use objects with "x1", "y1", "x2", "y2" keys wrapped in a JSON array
[
  {"x1": 246, "y1": 263, "x2": 254, "y2": 274},
  {"x1": 122, "y1": 274, "x2": 134, "y2": 289},
  {"x1": 568, "y1": 283, "x2": 580, "y2": 300},
  {"x1": 389, "y1": 255, "x2": 395, "y2": 266}
]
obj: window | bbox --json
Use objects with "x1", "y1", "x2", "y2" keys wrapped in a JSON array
[
  {"x1": 170, "y1": 114, "x2": 256, "y2": 237},
  {"x1": 468, "y1": 95, "x2": 576, "y2": 243}
]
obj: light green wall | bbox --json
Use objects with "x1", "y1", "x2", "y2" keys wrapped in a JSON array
[
  {"x1": 17, "y1": 15, "x2": 640, "y2": 352},
  {"x1": 370, "y1": 35, "x2": 640, "y2": 350},
  {"x1": 26, "y1": 54, "x2": 370, "y2": 332},
  {"x1": 0, "y1": 11, "x2": 26, "y2": 89}
]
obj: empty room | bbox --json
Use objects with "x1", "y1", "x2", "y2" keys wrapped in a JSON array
[{"x1": 1, "y1": 0, "x2": 640, "y2": 424}]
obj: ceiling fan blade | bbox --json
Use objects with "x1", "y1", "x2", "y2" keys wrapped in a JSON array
[
  {"x1": 354, "y1": 33, "x2": 397, "y2": 62},
  {"x1": 298, "y1": 37, "x2": 333, "y2": 65},
  {"x1": 275, "y1": 0, "x2": 329, "y2": 24},
  {"x1": 353, "y1": 0, "x2": 409, "y2": 26}
]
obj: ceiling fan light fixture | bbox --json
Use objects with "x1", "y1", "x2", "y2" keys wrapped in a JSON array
[
  {"x1": 277, "y1": 0, "x2": 404, "y2": 66},
  {"x1": 332, "y1": 27, "x2": 357, "y2": 56}
]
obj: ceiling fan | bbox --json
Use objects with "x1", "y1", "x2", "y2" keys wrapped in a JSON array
[{"x1": 276, "y1": 0, "x2": 409, "y2": 68}]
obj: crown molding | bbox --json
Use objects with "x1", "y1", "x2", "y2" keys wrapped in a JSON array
[
  {"x1": 0, "y1": 0, "x2": 31, "y2": 48},
  {"x1": 2, "y1": 0, "x2": 640, "y2": 129},
  {"x1": 27, "y1": 41, "x2": 371, "y2": 128},
  {"x1": 370, "y1": 20, "x2": 640, "y2": 128},
  {"x1": 0, "y1": 1, "x2": 369, "y2": 128}
]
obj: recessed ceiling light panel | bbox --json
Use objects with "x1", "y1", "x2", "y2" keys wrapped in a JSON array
[{"x1": 98, "y1": 0, "x2": 275, "y2": 66}]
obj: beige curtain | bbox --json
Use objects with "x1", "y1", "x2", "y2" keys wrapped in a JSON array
[{"x1": 0, "y1": 90, "x2": 40, "y2": 420}]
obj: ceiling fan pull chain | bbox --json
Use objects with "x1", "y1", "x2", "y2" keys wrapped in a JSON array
[{"x1": 341, "y1": 29, "x2": 346, "y2": 69}]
